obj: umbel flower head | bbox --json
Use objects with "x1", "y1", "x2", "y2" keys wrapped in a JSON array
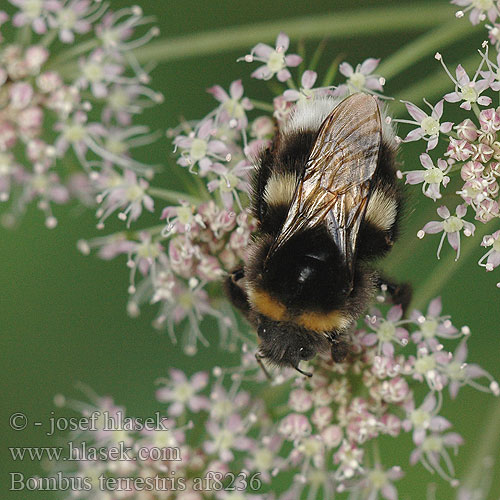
[
  {"x1": 394, "y1": 28, "x2": 500, "y2": 288},
  {"x1": 0, "y1": 2, "x2": 496, "y2": 497},
  {"x1": 62, "y1": 3, "x2": 499, "y2": 358},
  {"x1": 48, "y1": 296, "x2": 498, "y2": 499},
  {"x1": 0, "y1": 2, "x2": 162, "y2": 228}
]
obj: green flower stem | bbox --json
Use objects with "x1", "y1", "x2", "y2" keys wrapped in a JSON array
[
  {"x1": 46, "y1": 38, "x2": 100, "y2": 71},
  {"x1": 138, "y1": 224, "x2": 166, "y2": 238},
  {"x1": 190, "y1": 170, "x2": 212, "y2": 200},
  {"x1": 131, "y1": 4, "x2": 458, "y2": 65},
  {"x1": 472, "y1": 102, "x2": 481, "y2": 120},
  {"x1": 297, "y1": 38, "x2": 307, "y2": 76},
  {"x1": 462, "y1": 400, "x2": 500, "y2": 492},
  {"x1": 147, "y1": 187, "x2": 202, "y2": 205},
  {"x1": 309, "y1": 38, "x2": 328, "y2": 73},
  {"x1": 286, "y1": 78, "x2": 297, "y2": 91},
  {"x1": 377, "y1": 19, "x2": 476, "y2": 81},
  {"x1": 40, "y1": 29, "x2": 58, "y2": 48},
  {"x1": 17, "y1": 25, "x2": 32, "y2": 47},
  {"x1": 250, "y1": 99, "x2": 275, "y2": 112},
  {"x1": 321, "y1": 53, "x2": 343, "y2": 87},
  {"x1": 411, "y1": 221, "x2": 497, "y2": 311}
]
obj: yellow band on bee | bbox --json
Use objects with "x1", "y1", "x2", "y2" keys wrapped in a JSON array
[
  {"x1": 247, "y1": 287, "x2": 286, "y2": 321},
  {"x1": 296, "y1": 309, "x2": 350, "y2": 333}
]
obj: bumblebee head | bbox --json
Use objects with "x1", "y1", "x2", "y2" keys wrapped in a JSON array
[{"x1": 255, "y1": 314, "x2": 328, "y2": 377}]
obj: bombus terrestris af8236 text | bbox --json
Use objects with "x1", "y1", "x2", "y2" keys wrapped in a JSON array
[{"x1": 225, "y1": 93, "x2": 411, "y2": 377}]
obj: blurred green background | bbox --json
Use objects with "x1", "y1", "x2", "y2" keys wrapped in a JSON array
[{"x1": 1, "y1": 0, "x2": 499, "y2": 498}]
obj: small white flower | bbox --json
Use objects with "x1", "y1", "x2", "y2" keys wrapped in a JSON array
[
  {"x1": 396, "y1": 99, "x2": 453, "y2": 151},
  {"x1": 478, "y1": 230, "x2": 500, "y2": 271},
  {"x1": 403, "y1": 153, "x2": 451, "y2": 201},
  {"x1": 240, "y1": 31, "x2": 302, "y2": 82},
  {"x1": 334, "y1": 58, "x2": 385, "y2": 96},
  {"x1": 418, "y1": 205, "x2": 475, "y2": 260}
]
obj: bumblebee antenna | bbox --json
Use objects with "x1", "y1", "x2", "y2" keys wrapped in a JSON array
[
  {"x1": 255, "y1": 352, "x2": 272, "y2": 380},
  {"x1": 294, "y1": 364, "x2": 313, "y2": 378}
]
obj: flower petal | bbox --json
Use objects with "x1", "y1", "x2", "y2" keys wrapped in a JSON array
[
  {"x1": 404, "y1": 101, "x2": 427, "y2": 122},
  {"x1": 420, "y1": 153, "x2": 433, "y2": 169},
  {"x1": 444, "y1": 92, "x2": 461, "y2": 103},
  {"x1": 360, "y1": 57, "x2": 380, "y2": 75},
  {"x1": 437, "y1": 205, "x2": 450, "y2": 219},
  {"x1": 428, "y1": 296, "x2": 442, "y2": 317},
  {"x1": 206, "y1": 85, "x2": 228, "y2": 103},
  {"x1": 422, "y1": 221, "x2": 444, "y2": 234},
  {"x1": 285, "y1": 54, "x2": 302, "y2": 67},
  {"x1": 447, "y1": 231, "x2": 460, "y2": 251},
  {"x1": 252, "y1": 43, "x2": 273, "y2": 58},
  {"x1": 229, "y1": 79, "x2": 243, "y2": 100},
  {"x1": 301, "y1": 70, "x2": 317, "y2": 89},
  {"x1": 404, "y1": 128, "x2": 424, "y2": 142},
  {"x1": 276, "y1": 31, "x2": 290, "y2": 52},
  {"x1": 339, "y1": 62, "x2": 354, "y2": 77}
]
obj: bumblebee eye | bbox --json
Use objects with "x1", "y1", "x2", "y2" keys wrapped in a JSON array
[{"x1": 257, "y1": 325, "x2": 268, "y2": 338}]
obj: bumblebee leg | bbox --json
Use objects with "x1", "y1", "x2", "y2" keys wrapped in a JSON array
[
  {"x1": 330, "y1": 337, "x2": 350, "y2": 363},
  {"x1": 377, "y1": 276, "x2": 412, "y2": 314},
  {"x1": 255, "y1": 352, "x2": 272, "y2": 380},
  {"x1": 224, "y1": 268, "x2": 251, "y2": 317}
]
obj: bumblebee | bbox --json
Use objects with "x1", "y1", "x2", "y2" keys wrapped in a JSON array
[{"x1": 225, "y1": 93, "x2": 410, "y2": 377}]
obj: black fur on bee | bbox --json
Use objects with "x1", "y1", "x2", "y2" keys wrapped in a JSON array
[{"x1": 225, "y1": 94, "x2": 411, "y2": 377}]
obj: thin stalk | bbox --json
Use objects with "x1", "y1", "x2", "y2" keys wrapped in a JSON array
[
  {"x1": 40, "y1": 29, "x2": 58, "y2": 48},
  {"x1": 131, "y1": 4, "x2": 458, "y2": 65},
  {"x1": 147, "y1": 187, "x2": 201, "y2": 205},
  {"x1": 46, "y1": 38, "x2": 100, "y2": 71},
  {"x1": 461, "y1": 400, "x2": 500, "y2": 493},
  {"x1": 309, "y1": 38, "x2": 328, "y2": 73},
  {"x1": 250, "y1": 99, "x2": 275, "y2": 112},
  {"x1": 322, "y1": 53, "x2": 344, "y2": 87},
  {"x1": 377, "y1": 19, "x2": 476, "y2": 80},
  {"x1": 297, "y1": 38, "x2": 306, "y2": 76}
]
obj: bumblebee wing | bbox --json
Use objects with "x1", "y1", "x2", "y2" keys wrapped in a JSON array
[{"x1": 269, "y1": 93, "x2": 382, "y2": 279}]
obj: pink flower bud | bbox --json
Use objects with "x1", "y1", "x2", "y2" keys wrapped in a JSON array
[
  {"x1": 36, "y1": 71, "x2": 62, "y2": 93},
  {"x1": 289, "y1": 388, "x2": 313, "y2": 412},
  {"x1": 214, "y1": 209, "x2": 236, "y2": 233},
  {"x1": 380, "y1": 377, "x2": 410, "y2": 403},
  {"x1": 313, "y1": 387, "x2": 334, "y2": 406},
  {"x1": 25, "y1": 45, "x2": 49, "y2": 71},
  {"x1": 311, "y1": 406, "x2": 333, "y2": 429},
  {"x1": 279, "y1": 414, "x2": 311, "y2": 440},
  {"x1": 490, "y1": 162, "x2": 500, "y2": 176},
  {"x1": 479, "y1": 108, "x2": 500, "y2": 133},
  {"x1": 446, "y1": 138, "x2": 474, "y2": 161},
  {"x1": 460, "y1": 161, "x2": 484, "y2": 181},
  {"x1": 476, "y1": 199, "x2": 499, "y2": 222},
  {"x1": 18, "y1": 106, "x2": 43, "y2": 135},
  {"x1": 321, "y1": 424, "x2": 343, "y2": 448},
  {"x1": 381, "y1": 413, "x2": 401, "y2": 437},
  {"x1": 196, "y1": 255, "x2": 222, "y2": 281},
  {"x1": 473, "y1": 142, "x2": 494, "y2": 163},
  {"x1": 10, "y1": 82, "x2": 33, "y2": 109},
  {"x1": 456, "y1": 118, "x2": 478, "y2": 141},
  {"x1": 0, "y1": 121, "x2": 16, "y2": 151},
  {"x1": 168, "y1": 239, "x2": 193, "y2": 277}
]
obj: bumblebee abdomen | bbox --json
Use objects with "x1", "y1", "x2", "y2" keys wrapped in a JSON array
[{"x1": 358, "y1": 136, "x2": 403, "y2": 261}]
